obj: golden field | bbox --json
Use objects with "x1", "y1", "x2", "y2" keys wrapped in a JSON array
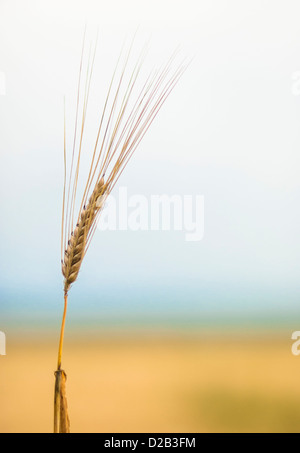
[{"x1": 1, "y1": 329, "x2": 300, "y2": 433}]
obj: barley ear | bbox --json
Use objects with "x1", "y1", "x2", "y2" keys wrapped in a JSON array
[
  {"x1": 55, "y1": 34, "x2": 188, "y2": 434},
  {"x1": 62, "y1": 177, "x2": 105, "y2": 293}
]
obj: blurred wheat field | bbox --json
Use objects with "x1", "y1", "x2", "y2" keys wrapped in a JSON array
[{"x1": 1, "y1": 330, "x2": 300, "y2": 433}]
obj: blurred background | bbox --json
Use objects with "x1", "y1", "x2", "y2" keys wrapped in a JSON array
[{"x1": 1, "y1": 0, "x2": 300, "y2": 433}]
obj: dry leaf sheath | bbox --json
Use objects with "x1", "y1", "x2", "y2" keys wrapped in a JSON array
[{"x1": 54, "y1": 37, "x2": 187, "y2": 433}]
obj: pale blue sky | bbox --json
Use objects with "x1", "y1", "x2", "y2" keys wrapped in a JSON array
[{"x1": 1, "y1": 0, "x2": 300, "y2": 328}]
